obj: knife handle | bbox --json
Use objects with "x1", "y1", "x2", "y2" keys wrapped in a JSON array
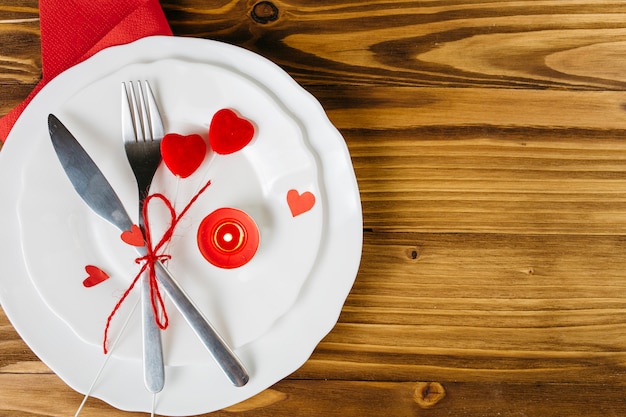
[{"x1": 153, "y1": 261, "x2": 250, "y2": 387}]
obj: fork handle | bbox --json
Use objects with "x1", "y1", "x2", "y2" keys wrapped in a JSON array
[
  {"x1": 141, "y1": 272, "x2": 165, "y2": 393},
  {"x1": 153, "y1": 260, "x2": 250, "y2": 387}
]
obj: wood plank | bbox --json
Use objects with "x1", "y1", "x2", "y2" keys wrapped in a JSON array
[
  {"x1": 1, "y1": 374, "x2": 625, "y2": 417},
  {"x1": 293, "y1": 232, "x2": 626, "y2": 384},
  {"x1": 6, "y1": 1, "x2": 626, "y2": 95},
  {"x1": 328, "y1": 91, "x2": 626, "y2": 234},
  {"x1": 0, "y1": 2, "x2": 40, "y2": 129},
  {"x1": 161, "y1": 0, "x2": 626, "y2": 90},
  {"x1": 0, "y1": 1, "x2": 41, "y2": 84},
  {"x1": 218, "y1": 380, "x2": 626, "y2": 417}
]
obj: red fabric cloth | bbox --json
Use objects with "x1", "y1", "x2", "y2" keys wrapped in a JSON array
[{"x1": 0, "y1": 0, "x2": 172, "y2": 143}]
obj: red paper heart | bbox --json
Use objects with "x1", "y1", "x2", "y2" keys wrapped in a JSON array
[
  {"x1": 287, "y1": 189, "x2": 316, "y2": 217},
  {"x1": 121, "y1": 224, "x2": 145, "y2": 247},
  {"x1": 83, "y1": 265, "x2": 110, "y2": 288},
  {"x1": 161, "y1": 133, "x2": 207, "y2": 178},
  {"x1": 208, "y1": 109, "x2": 255, "y2": 155}
]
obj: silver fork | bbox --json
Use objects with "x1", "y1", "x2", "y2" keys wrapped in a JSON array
[
  {"x1": 121, "y1": 81, "x2": 250, "y2": 389},
  {"x1": 122, "y1": 80, "x2": 165, "y2": 394}
]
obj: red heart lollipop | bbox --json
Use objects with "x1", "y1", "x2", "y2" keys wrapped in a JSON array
[
  {"x1": 161, "y1": 133, "x2": 207, "y2": 178},
  {"x1": 208, "y1": 109, "x2": 255, "y2": 155}
]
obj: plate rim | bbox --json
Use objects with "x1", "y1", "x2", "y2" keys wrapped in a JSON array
[{"x1": 0, "y1": 35, "x2": 362, "y2": 415}]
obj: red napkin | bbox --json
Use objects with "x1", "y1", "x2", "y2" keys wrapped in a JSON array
[{"x1": 0, "y1": 0, "x2": 172, "y2": 143}]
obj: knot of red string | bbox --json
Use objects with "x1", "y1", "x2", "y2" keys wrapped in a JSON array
[{"x1": 103, "y1": 179, "x2": 211, "y2": 354}]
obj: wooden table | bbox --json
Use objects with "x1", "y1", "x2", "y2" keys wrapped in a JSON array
[{"x1": 2, "y1": 1, "x2": 626, "y2": 415}]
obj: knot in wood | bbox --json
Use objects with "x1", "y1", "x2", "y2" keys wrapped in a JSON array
[
  {"x1": 251, "y1": 1, "x2": 279, "y2": 24},
  {"x1": 405, "y1": 246, "x2": 420, "y2": 260},
  {"x1": 413, "y1": 381, "x2": 446, "y2": 409}
]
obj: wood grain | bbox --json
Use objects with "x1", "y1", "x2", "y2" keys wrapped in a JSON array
[
  {"x1": 3, "y1": 0, "x2": 626, "y2": 416},
  {"x1": 299, "y1": 232, "x2": 626, "y2": 383},
  {"x1": 0, "y1": 0, "x2": 40, "y2": 121},
  {"x1": 3, "y1": 372, "x2": 625, "y2": 417}
]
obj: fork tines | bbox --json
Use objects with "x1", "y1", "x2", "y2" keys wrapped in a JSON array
[{"x1": 122, "y1": 80, "x2": 165, "y2": 144}]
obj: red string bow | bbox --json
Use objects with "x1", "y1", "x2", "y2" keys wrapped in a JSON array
[{"x1": 103, "y1": 180, "x2": 211, "y2": 354}]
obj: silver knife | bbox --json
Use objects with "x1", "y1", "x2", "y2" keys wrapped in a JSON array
[{"x1": 48, "y1": 114, "x2": 249, "y2": 387}]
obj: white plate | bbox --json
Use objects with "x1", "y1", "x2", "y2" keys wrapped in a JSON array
[
  {"x1": 19, "y1": 58, "x2": 324, "y2": 363},
  {"x1": 0, "y1": 36, "x2": 361, "y2": 415}
]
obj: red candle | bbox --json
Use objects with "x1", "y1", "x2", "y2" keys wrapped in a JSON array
[{"x1": 197, "y1": 207, "x2": 259, "y2": 269}]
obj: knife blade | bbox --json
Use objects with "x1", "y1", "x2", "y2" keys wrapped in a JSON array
[
  {"x1": 49, "y1": 114, "x2": 164, "y2": 393},
  {"x1": 48, "y1": 114, "x2": 249, "y2": 387},
  {"x1": 48, "y1": 114, "x2": 163, "y2": 393}
]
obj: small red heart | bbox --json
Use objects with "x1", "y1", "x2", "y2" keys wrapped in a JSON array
[
  {"x1": 287, "y1": 189, "x2": 316, "y2": 217},
  {"x1": 121, "y1": 224, "x2": 145, "y2": 247},
  {"x1": 83, "y1": 265, "x2": 110, "y2": 288},
  {"x1": 161, "y1": 133, "x2": 207, "y2": 178},
  {"x1": 208, "y1": 109, "x2": 255, "y2": 155}
]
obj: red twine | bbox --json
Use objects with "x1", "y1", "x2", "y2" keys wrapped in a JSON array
[{"x1": 103, "y1": 179, "x2": 212, "y2": 354}]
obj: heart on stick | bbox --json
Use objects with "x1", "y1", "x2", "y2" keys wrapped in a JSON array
[
  {"x1": 83, "y1": 265, "x2": 109, "y2": 288},
  {"x1": 121, "y1": 224, "x2": 145, "y2": 247},
  {"x1": 209, "y1": 109, "x2": 255, "y2": 155},
  {"x1": 287, "y1": 189, "x2": 316, "y2": 217},
  {"x1": 161, "y1": 133, "x2": 207, "y2": 178}
]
